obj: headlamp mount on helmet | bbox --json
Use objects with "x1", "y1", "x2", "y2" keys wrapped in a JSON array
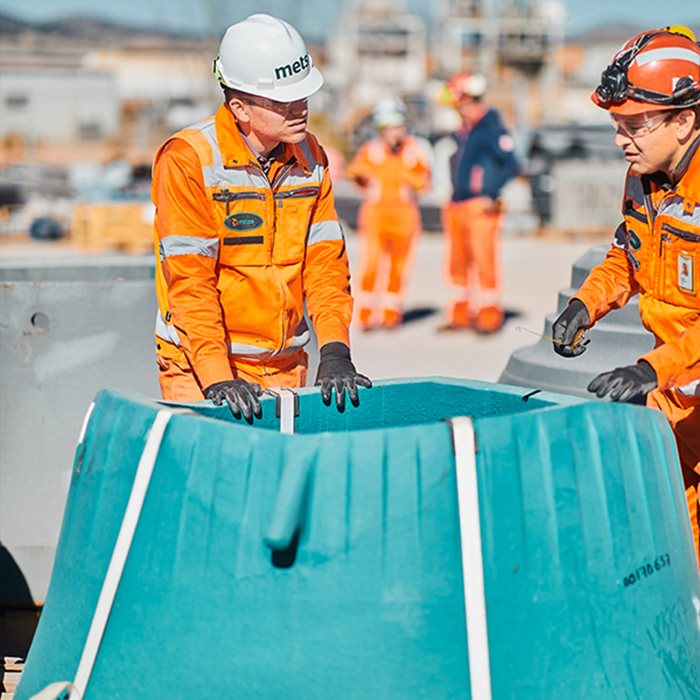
[{"x1": 595, "y1": 29, "x2": 700, "y2": 109}]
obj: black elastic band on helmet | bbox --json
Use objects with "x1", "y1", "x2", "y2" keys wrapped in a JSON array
[{"x1": 626, "y1": 78, "x2": 700, "y2": 107}]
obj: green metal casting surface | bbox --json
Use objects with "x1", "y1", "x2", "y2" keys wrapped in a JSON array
[{"x1": 17, "y1": 378, "x2": 700, "y2": 699}]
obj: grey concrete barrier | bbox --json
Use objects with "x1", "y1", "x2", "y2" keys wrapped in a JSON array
[
  {"x1": 0, "y1": 255, "x2": 160, "y2": 604},
  {"x1": 550, "y1": 160, "x2": 628, "y2": 234}
]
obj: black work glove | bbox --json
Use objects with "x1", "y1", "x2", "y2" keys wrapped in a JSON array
[
  {"x1": 204, "y1": 379, "x2": 262, "y2": 421},
  {"x1": 552, "y1": 298, "x2": 590, "y2": 357},
  {"x1": 314, "y1": 342, "x2": 372, "y2": 411},
  {"x1": 587, "y1": 360, "x2": 658, "y2": 403}
]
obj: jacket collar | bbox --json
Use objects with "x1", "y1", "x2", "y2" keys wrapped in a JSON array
[
  {"x1": 470, "y1": 108, "x2": 497, "y2": 131},
  {"x1": 670, "y1": 133, "x2": 700, "y2": 188},
  {"x1": 644, "y1": 133, "x2": 700, "y2": 197}
]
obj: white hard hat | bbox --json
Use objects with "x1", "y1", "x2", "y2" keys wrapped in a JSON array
[
  {"x1": 213, "y1": 14, "x2": 324, "y2": 103},
  {"x1": 372, "y1": 97, "x2": 407, "y2": 128}
]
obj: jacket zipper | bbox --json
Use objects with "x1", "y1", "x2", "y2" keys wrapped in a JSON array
[
  {"x1": 234, "y1": 157, "x2": 311, "y2": 357},
  {"x1": 641, "y1": 178, "x2": 660, "y2": 255},
  {"x1": 660, "y1": 222, "x2": 700, "y2": 243},
  {"x1": 274, "y1": 186, "x2": 320, "y2": 202},
  {"x1": 225, "y1": 159, "x2": 289, "y2": 357},
  {"x1": 270, "y1": 160, "x2": 298, "y2": 207},
  {"x1": 268, "y1": 158, "x2": 308, "y2": 353},
  {"x1": 640, "y1": 178, "x2": 665, "y2": 293},
  {"x1": 213, "y1": 189, "x2": 265, "y2": 215},
  {"x1": 251, "y1": 159, "x2": 296, "y2": 355}
]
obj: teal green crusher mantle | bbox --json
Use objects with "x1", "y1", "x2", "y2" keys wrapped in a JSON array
[{"x1": 17, "y1": 378, "x2": 700, "y2": 699}]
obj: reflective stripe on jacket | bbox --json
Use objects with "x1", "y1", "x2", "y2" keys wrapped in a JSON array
[
  {"x1": 347, "y1": 136, "x2": 431, "y2": 205},
  {"x1": 152, "y1": 104, "x2": 352, "y2": 389},
  {"x1": 574, "y1": 136, "x2": 700, "y2": 396}
]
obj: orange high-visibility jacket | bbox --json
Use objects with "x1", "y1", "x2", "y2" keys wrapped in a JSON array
[
  {"x1": 346, "y1": 137, "x2": 431, "y2": 204},
  {"x1": 152, "y1": 104, "x2": 352, "y2": 389},
  {"x1": 574, "y1": 138, "x2": 700, "y2": 397}
]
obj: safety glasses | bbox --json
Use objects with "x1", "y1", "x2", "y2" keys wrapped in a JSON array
[
  {"x1": 609, "y1": 111, "x2": 672, "y2": 138},
  {"x1": 243, "y1": 96, "x2": 308, "y2": 117}
]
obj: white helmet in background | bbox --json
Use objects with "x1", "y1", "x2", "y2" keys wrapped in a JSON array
[
  {"x1": 213, "y1": 14, "x2": 324, "y2": 103},
  {"x1": 372, "y1": 97, "x2": 407, "y2": 128}
]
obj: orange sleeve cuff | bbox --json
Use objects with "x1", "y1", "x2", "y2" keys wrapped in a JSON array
[
  {"x1": 193, "y1": 355, "x2": 233, "y2": 391},
  {"x1": 314, "y1": 320, "x2": 351, "y2": 351},
  {"x1": 568, "y1": 292, "x2": 598, "y2": 325}
]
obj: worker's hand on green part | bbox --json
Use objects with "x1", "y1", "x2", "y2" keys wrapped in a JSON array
[
  {"x1": 587, "y1": 361, "x2": 658, "y2": 403},
  {"x1": 204, "y1": 379, "x2": 262, "y2": 422},
  {"x1": 552, "y1": 298, "x2": 590, "y2": 357},
  {"x1": 315, "y1": 342, "x2": 372, "y2": 412}
]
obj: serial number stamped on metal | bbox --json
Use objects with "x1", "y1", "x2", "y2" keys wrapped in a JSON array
[{"x1": 623, "y1": 553, "x2": 671, "y2": 587}]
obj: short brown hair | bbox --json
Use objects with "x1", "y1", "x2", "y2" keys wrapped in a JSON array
[{"x1": 223, "y1": 86, "x2": 252, "y2": 103}]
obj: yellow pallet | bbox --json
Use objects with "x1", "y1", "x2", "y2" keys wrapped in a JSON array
[{"x1": 71, "y1": 202, "x2": 154, "y2": 254}]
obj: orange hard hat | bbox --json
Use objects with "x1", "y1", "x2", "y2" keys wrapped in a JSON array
[{"x1": 592, "y1": 26, "x2": 700, "y2": 115}]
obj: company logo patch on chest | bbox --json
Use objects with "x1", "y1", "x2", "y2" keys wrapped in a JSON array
[
  {"x1": 678, "y1": 252, "x2": 695, "y2": 293},
  {"x1": 224, "y1": 212, "x2": 263, "y2": 231}
]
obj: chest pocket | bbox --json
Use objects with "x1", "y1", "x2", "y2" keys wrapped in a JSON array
[
  {"x1": 273, "y1": 186, "x2": 319, "y2": 265},
  {"x1": 658, "y1": 218, "x2": 700, "y2": 306},
  {"x1": 212, "y1": 189, "x2": 270, "y2": 267}
]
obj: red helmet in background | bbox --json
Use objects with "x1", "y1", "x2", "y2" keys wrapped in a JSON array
[
  {"x1": 592, "y1": 26, "x2": 700, "y2": 115},
  {"x1": 440, "y1": 72, "x2": 487, "y2": 105}
]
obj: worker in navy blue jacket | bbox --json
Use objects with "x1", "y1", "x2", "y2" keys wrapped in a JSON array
[{"x1": 440, "y1": 72, "x2": 520, "y2": 332}]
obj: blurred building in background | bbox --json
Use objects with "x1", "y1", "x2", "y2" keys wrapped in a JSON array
[
  {"x1": 2, "y1": 3, "x2": 690, "y2": 243},
  {"x1": 325, "y1": 0, "x2": 428, "y2": 129},
  {"x1": 0, "y1": 20, "x2": 217, "y2": 165},
  {"x1": 324, "y1": 0, "x2": 566, "y2": 140},
  {"x1": 433, "y1": 0, "x2": 565, "y2": 127},
  {"x1": 0, "y1": 58, "x2": 118, "y2": 146}
]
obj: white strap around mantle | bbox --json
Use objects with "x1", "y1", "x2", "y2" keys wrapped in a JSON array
[
  {"x1": 450, "y1": 416, "x2": 492, "y2": 700},
  {"x1": 69, "y1": 409, "x2": 174, "y2": 699}
]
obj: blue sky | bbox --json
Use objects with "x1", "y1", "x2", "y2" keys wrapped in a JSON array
[{"x1": 1, "y1": 0, "x2": 698, "y2": 39}]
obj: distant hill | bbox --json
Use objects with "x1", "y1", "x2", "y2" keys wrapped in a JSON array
[
  {"x1": 0, "y1": 12, "x2": 30, "y2": 35},
  {"x1": 2, "y1": 10, "x2": 699, "y2": 48},
  {"x1": 569, "y1": 20, "x2": 700, "y2": 44},
  {"x1": 569, "y1": 22, "x2": 646, "y2": 43},
  {"x1": 0, "y1": 11, "x2": 212, "y2": 41}
]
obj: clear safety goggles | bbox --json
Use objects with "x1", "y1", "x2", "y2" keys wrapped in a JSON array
[
  {"x1": 243, "y1": 95, "x2": 308, "y2": 117},
  {"x1": 609, "y1": 111, "x2": 672, "y2": 138}
]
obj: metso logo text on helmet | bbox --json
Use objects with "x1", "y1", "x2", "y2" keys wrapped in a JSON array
[{"x1": 275, "y1": 55, "x2": 311, "y2": 81}]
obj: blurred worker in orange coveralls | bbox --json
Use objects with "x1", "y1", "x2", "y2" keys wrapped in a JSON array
[
  {"x1": 440, "y1": 73, "x2": 519, "y2": 333},
  {"x1": 347, "y1": 98, "x2": 431, "y2": 330},
  {"x1": 552, "y1": 26, "x2": 700, "y2": 560},
  {"x1": 151, "y1": 14, "x2": 371, "y2": 420}
]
